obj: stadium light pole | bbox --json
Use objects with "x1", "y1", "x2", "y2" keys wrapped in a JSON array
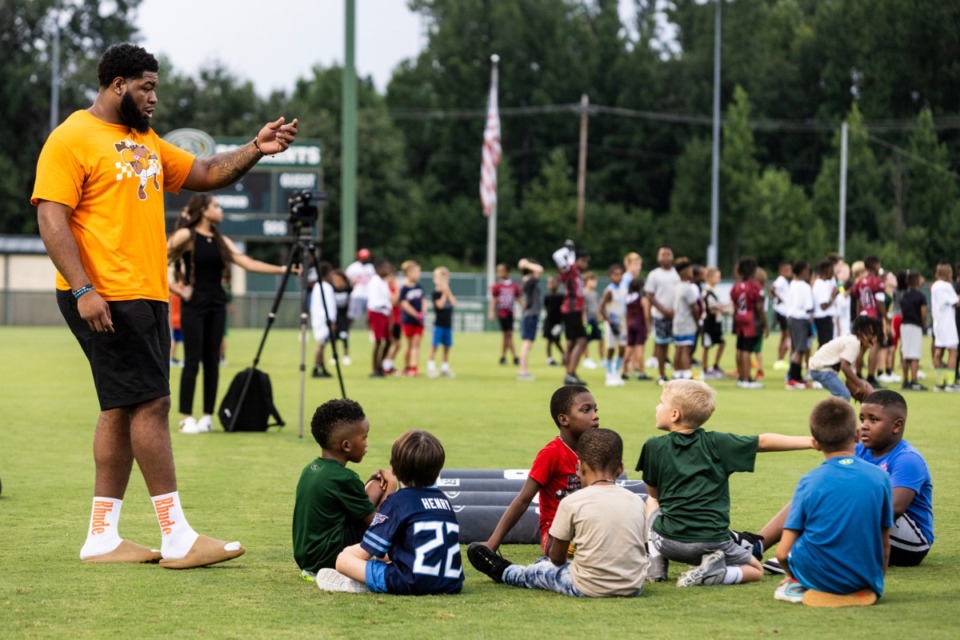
[
  {"x1": 838, "y1": 121, "x2": 849, "y2": 257},
  {"x1": 707, "y1": 0, "x2": 721, "y2": 268},
  {"x1": 340, "y1": 0, "x2": 358, "y2": 264},
  {"x1": 49, "y1": 6, "x2": 61, "y2": 133}
]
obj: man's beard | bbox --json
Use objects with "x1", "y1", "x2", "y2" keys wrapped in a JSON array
[{"x1": 119, "y1": 92, "x2": 151, "y2": 133}]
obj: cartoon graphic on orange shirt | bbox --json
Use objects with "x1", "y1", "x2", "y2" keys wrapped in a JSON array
[{"x1": 114, "y1": 139, "x2": 161, "y2": 200}]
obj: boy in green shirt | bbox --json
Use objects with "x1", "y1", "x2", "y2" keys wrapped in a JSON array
[
  {"x1": 637, "y1": 380, "x2": 814, "y2": 587},
  {"x1": 292, "y1": 399, "x2": 394, "y2": 580}
]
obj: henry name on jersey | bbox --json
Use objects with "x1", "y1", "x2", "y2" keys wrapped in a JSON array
[{"x1": 421, "y1": 497, "x2": 453, "y2": 511}]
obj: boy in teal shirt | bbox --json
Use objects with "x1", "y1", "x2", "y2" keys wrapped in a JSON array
[{"x1": 292, "y1": 399, "x2": 393, "y2": 580}]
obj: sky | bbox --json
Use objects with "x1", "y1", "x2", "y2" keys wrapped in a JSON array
[
  {"x1": 135, "y1": 0, "x2": 642, "y2": 96},
  {"x1": 135, "y1": 0, "x2": 426, "y2": 95}
]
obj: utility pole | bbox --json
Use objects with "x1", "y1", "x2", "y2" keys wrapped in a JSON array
[
  {"x1": 576, "y1": 94, "x2": 589, "y2": 236},
  {"x1": 49, "y1": 10, "x2": 60, "y2": 133}
]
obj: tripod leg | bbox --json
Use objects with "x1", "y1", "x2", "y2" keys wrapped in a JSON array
[{"x1": 228, "y1": 241, "x2": 302, "y2": 433}]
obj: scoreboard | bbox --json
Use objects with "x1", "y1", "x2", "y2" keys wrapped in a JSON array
[{"x1": 162, "y1": 129, "x2": 323, "y2": 241}]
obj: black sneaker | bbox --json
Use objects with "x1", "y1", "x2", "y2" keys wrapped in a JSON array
[
  {"x1": 647, "y1": 554, "x2": 669, "y2": 583},
  {"x1": 467, "y1": 543, "x2": 512, "y2": 583},
  {"x1": 866, "y1": 376, "x2": 884, "y2": 389},
  {"x1": 729, "y1": 530, "x2": 764, "y2": 562},
  {"x1": 902, "y1": 381, "x2": 928, "y2": 391},
  {"x1": 513, "y1": 357, "x2": 520, "y2": 366},
  {"x1": 763, "y1": 558, "x2": 786, "y2": 575},
  {"x1": 563, "y1": 373, "x2": 588, "y2": 386},
  {"x1": 312, "y1": 368, "x2": 332, "y2": 378},
  {"x1": 499, "y1": 357, "x2": 507, "y2": 365}
]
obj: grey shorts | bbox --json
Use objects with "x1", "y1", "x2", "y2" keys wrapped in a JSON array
[
  {"x1": 649, "y1": 512, "x2": 754, "y2": 567},
  {"x1": 347, "y1": 295, "x2": 368, "y2": 320},
  {"x1": 789, "y1": 318, "x2": 811, "y2": 354}
]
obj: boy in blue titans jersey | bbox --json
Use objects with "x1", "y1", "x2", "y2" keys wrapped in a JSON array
[
  {"x1": 773, "y1": 398, "x2": 892, "y2": 605},
  {"x1": 318, "y1": 430, "x2": 464, "y2": 595}
]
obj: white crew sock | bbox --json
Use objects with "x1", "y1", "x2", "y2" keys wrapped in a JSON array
[
  {"x1": 383, "y1": 358, "x2": 394, "y2": 371},
  {"x1": 79, "y1": 497, "x2": 124, "y2": 559},
  {"x1": 427, "y1": 360, "x2": 437, "y2": 372},
  {"x1": 441, "y1": 362, "x2": 450, "y2": 373},
  {"x1": 152, "y1": 491, "x2": 199, "y2": 559},
  {"x1": 722, "y1": 566, "x2": 744, "y2": 584}
]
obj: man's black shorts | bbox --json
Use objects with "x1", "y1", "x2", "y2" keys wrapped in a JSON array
[
  {"x1": 497, "y1": 313, "x2": 515, "y2": 332},
  {"x1": 562, "y1": 312, "x2": 587, "y2": 341},
  {"x1": 57, "y1": 290, "x2": 170, "y2": 411}
]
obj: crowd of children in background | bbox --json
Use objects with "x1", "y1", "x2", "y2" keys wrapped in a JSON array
[
  {"x1": 289, "y1": 246, "x2": 942, "y2": 605},
  {"x1": 302, "y1": 246, "x2": 960, "y2": 396}
]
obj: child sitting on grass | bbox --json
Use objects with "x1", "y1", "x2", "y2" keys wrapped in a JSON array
[
  {"x1": 773, "y1": 397, "x2": 892, "y2": 606},
  {"x1": 478, "y1": 385, "x2": 599, "y2": 555},
  {"x1": 637, "y1": 380, "x2": 814, "y2": 587},
  {"x1": 292, "y1": 399, "x2": 393, "y2": 581},
  {"x1": 468, "y1": 428, "x2": 647, "y2": 597},
  {"x1": 318, "y1": 430, "x2": 464, "y2": 595},
  {"x1": 748, "y1": 390, "x2": 933, "y2": 573}
]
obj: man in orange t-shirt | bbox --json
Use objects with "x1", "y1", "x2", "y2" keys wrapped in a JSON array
[{"x1": 32, "y1": 43, "x2": 299, "y2": 569}]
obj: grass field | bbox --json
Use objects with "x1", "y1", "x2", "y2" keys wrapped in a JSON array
[{"x1": 1, "y1": 326, "x2": 957, "y2": 639}]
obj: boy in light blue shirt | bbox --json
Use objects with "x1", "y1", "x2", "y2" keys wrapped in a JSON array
[{"x1": 775, "y1": 398, "x2": 893, "y2": 605}]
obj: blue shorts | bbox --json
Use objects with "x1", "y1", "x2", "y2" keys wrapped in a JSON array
[
  {"x1": 674, "y1": 333, "x2": 697, "y2": 347},
  {"x1": 365, "y1": 559, "x2": 386, "y2": 593},
  {"x1": 585, "y1": 319, "x2": 601, "y2": 342},
  {"x1": 172, "y1": 328, "x2": 183, "y2": 343},
  {"x1": 432, "y1": 326, "x2": 453, "y2": 348},
  {"x1": 521, "y1": 315, "x2": 539, "y2": 341}
]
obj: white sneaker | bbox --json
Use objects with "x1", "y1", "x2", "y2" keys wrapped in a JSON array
[
  {"x1": 877, "y1": 373, "x2": 893, "y2": 383},
  {"x1": 605, "y1": 375, "x2": 624, "y2": 387},
  {"x1": 196, "y1": 415, "x2": 213, "y2": 433},
  {"x1": 582, "y1": 358, "x2": 598, "y2": 370},
  {"x1": 441, "y1": 369, "x2": 456, "y2": 379},
  {"x1": 342, "y1": 355, "x2": 352, "y2": 366},
  {"x1": 316, "y1": 568, "x2": 367, "y2": 593},
  {"x1": 179, "y1": 416, "x2": 200, "y2": 434},
  {"x1": 917, "y1": 369, "x2": 927, "y2": 379}
]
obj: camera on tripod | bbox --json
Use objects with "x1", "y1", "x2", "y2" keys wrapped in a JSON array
[{"x1": 287, "y1": 189, "x2": 327, "y2": 226}]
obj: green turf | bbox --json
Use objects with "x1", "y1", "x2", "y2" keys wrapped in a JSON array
[{"x1": 1, "y1": 326, "x2": 957, "y2": 639}]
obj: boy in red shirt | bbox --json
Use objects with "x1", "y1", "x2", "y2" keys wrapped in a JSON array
[
  {"x1": 489, "y1": 263, "x2": 523, "y2": 366},
  {"x1": 730, "y1": 256, "x2": 767, "y2": 389},
  {"x1": 479, "y1": 385, "x2": 599, "y2": 554},
  {"x1": 553, "y1": 240, "x2": 591, "y2": 385}
]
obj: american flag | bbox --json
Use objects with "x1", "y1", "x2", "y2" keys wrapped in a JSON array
[{"x1": 480, "y1": 62, "x2": 501, "y2": 217}]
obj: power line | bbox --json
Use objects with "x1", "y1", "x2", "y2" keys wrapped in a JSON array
[
  {"x1": 388, "y1": 102, "x2": 960, "y2": 132},
  {"x1": 867, "y1": 134, "x2": 960, "y2": 182}
]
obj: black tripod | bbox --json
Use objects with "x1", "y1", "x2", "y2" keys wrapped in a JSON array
[{"x1": 227, "y1": 219, "x2": 346, "y2": 438}]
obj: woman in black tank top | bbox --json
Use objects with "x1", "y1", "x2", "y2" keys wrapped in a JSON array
[{"x1": 167, "y1": 194, "x2": 291, "y2": 434}]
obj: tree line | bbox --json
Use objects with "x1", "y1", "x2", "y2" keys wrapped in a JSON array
[{"x1": 3, "y1": 0, "x2": 959, "y2": 275}]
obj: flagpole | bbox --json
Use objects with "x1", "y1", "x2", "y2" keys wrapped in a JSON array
[{"x1": 483, "y1": 54, "x2": 500, "y2": 314}]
